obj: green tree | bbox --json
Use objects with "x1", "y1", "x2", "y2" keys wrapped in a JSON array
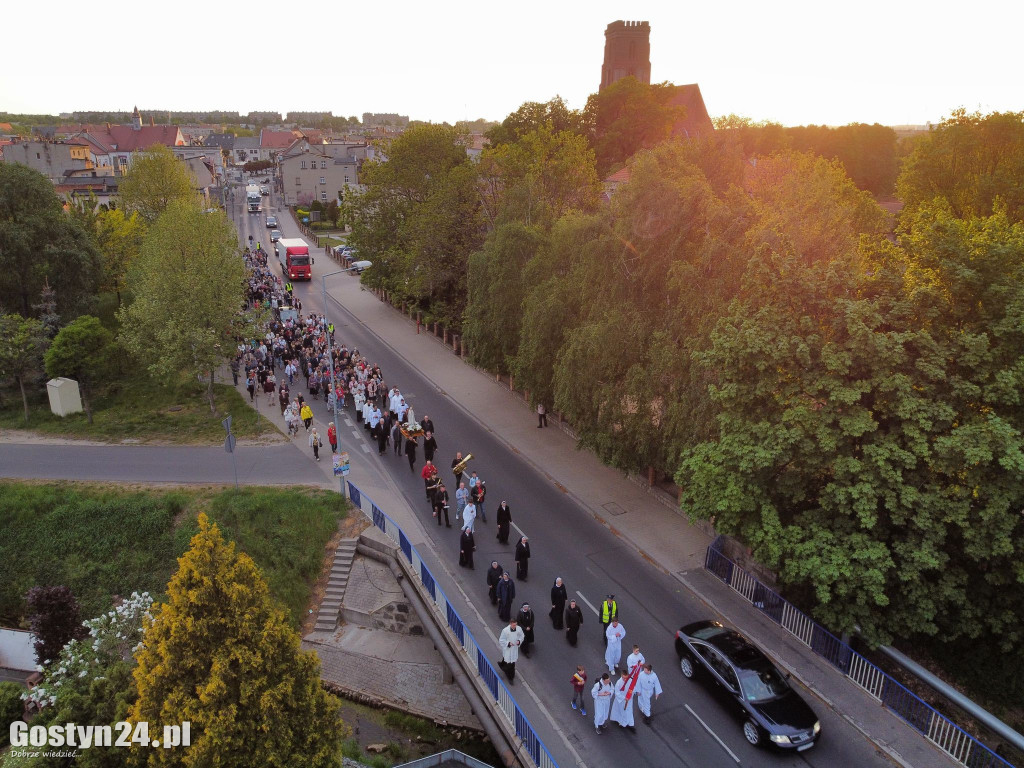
[
  {"x1": 0, "y1": 164, "x2": 102, "y2": 316},
  {"x1": 96, "y1": 208, "x2": 147, "y2": 304},
  {"x1": 897, "y1": 109, "x2": 1024, "y2": 222},
  {"x1": 43, "y1": 315, "x2": 113, "y2": 424},
  {"x1": 0, "y1": 681, "x2": 24, "y2": 747},
  {"x1": 485, "y1": 96, "x2": 590, "y2": 147},
  {"x1": 129, "y1": 515, "x2": 345, "y2": 768},
  {"x1": 585, "y1": 77, "x2": 685, "y2": 176},
  {"x1": 0, "y1": 314, "x2": 47, "y2": 422},
  {"x1": 119, "y1": 199, "x2": 250, "y2": 412},
  {"x1": 118, "y1": 145, "x2": 196, "y2": 224}
]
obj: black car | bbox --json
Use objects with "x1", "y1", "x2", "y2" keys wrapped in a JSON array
[
  {"x1": 675, "y1": 620, "x2": 820, "y2": 751},
  {"x1": 265, "y1": 215, "x2": 277, "y2": 229}
]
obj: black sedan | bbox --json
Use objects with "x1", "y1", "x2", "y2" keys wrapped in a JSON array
[
  {"x1": 265, "y1": 215, "x2": 278, "y2": 229},
  {"x1": 675, "y1": 620, "x2": 820, "y2": 751}
]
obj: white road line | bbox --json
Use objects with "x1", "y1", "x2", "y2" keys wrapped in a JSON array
[
  {"x1": 361, "y1": 444, "x2": 371, "y2": 453},
  {"x1": 350, "y1": 430, "x2": 361, "y2": 440},
  {"x1": 343, "y1": 418, "x2": 354, "y2": 427},
  {"x1": 511, "y1": 521, "x2": 525, "y2": 538},
  {"x1": 685, "y1": 704, "x2": 741, "y2": 764},
  {"x1": 575, "y1": 590, "x2": 599, "y2": 616}
]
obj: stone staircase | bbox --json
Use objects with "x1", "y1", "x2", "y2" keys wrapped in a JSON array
[{"x1": 314, "y1": 537, "x2": 358, "y2": 633}]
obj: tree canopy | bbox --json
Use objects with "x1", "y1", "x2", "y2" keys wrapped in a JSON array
[
  {"x1": 118, "y1": 145, "x2": 197, "y2": 224},
  {"x1": 129, "y1": 515, "x2": 345, "y2": 767},
  {"x1": 44, "y1": 314, "x2": 113, "y2": 423}
]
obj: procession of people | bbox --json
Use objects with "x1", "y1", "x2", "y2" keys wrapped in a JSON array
[{"x1": 234, "y1": 241, "x2": 670, "y2": 743}]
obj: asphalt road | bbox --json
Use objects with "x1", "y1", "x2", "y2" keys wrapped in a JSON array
[{"x1": 231, "y1": 184, "x2": 893, "y2": 768}]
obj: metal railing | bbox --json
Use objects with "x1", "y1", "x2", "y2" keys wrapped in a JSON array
[
  {"x1": 704, "y1": 543, "x2": 1015, "y2": 768},
  {"x1": 347, "y1": 481, "x2": 560, "y2": 768}
]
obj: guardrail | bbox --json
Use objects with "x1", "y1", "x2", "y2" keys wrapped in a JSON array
[
  {"x1": 347, "y1": 481, "x2": 559, "y2": 768},
  {"x1": 704, "y1": 543, "x2": 1015, "y2": 768}
]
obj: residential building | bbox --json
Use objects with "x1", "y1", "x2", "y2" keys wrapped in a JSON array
[
  {"x1": 72, "y1": 106, "x2": 185, "y2": 174},
  {"x1": 278, "y1": 138, "x2": 360, "y2": 206},
  {"x1": 234, "y1": 136, "x2": 259, "y2": 164},
  {"x1": 55, "y1": 173, "x2": 120, "y2": 209},
  {"x1": 0, "y1": 628, "x2": 38, "y2": 685},
  {"x1": 464, "y1": 133, "x2": 488, "y2": 161},
  {"x1": 1, "y1": 138, "x2": 99, "y2": 183}
]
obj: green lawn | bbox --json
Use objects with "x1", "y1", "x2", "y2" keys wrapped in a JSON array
[
  {"x1": 0, "y1": 378, "x2": 282, "y2": 444},
  {"x1": 320, "y1": 235, "x2": 348, "y2": 248},
  {"x1": 0, "y1": 482, "x2": 346, "y2": 628}
]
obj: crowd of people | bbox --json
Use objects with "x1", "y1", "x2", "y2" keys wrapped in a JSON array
[{"x1": 232, "y1": 240, "x2": 664, "y2": 740}]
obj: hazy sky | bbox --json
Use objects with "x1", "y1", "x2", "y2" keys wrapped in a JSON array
[{"x1": 2, "y1": 0, "x2": 1020, "y2": 126}]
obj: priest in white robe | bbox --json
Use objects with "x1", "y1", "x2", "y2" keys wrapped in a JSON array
[
  {"x1": 604, "y1": 620, "x2": 625, "y2": 674},
  {"x1": 610, "y1": 669, "x2": 636, "y2": 729},
  {"x1": 591, "y1": 673, "x2": 614, "y2": 733},
  {"x1": 625, "y1": 644, "x2": 645, "y2": 675},
  {"x1": 636, "y1": 663, "x2": 663, "y2": 724}
]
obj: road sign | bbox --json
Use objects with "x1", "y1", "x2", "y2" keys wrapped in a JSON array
[
  {"x1": 224, "y1": 434, "x2": 236, "y2": 453},
  {"x1": 222, "y1": 415, "x2": 232, "y2": 433},
  {"x1": 333, "y1": 452, "x2": 350, "y2": 477}
]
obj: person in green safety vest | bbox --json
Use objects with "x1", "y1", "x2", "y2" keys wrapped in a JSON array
[
  {"x1": 285, "y1": 282, "x2": 293, "y2": 296},
  {"x1": 601, "y1": 595, "x2": 618, "y2": 646}
]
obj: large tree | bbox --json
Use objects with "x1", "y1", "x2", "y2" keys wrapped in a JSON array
[
  {"x1": 118, "y1": 145, "x2": 197, "y2": 224},
  {"x1": 44, "y1": 315, "x2": 113, "y2": 424},
  {"x1": 26, "y1": 585, "x2": 88, "y2": 666},
  {"x1": 96, "y1": 208, "x2": 147, "y2": 304},
  {"x1": 0, "y1": 164, "x2": 102, "y2": 316},
  {"x1": 897, "y1": 109, "x2": 1024, "y2": 222},
  {"x1": 0, "y1": 314, "x2": 47, "y2": 421},
  {"x1": 129, "y1": 515, "x2": 345, "y2": 767},
  {"x1": 485, "y1": 96, "x2": 590, "y2": 147},
  {"x1": 118, "y1": 199, "x2": 250, "y2": 412}
]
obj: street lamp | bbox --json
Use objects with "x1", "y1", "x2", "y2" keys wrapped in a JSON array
[{"x1": 321, "y1": 261, "x2": 372, "y2": 499}]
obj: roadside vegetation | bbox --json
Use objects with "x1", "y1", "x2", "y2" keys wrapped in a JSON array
[{"x1": 0, "y1": 482, "x2": 346, "y2": 628}]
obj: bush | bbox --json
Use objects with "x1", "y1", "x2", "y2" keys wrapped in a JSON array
[{"x1": 0, "y1": 681, "x2": 24, "y2": 746}]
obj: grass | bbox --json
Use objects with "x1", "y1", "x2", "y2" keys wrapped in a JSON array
[
  {"x1": 0, "y1": 482, "x2": 346, "y2": 628},
  {"x1": 0, "y1": 377, "x2": 282, "y2": 444},
  {"x1": 319, "y1": 235, "x2": 348, "y2": 248}
]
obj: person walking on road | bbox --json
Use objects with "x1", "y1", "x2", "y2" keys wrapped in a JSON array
[
  {"x1": 392, "y1": 419, "x2": 403, "y2": 456},
  {"x1": 230, "y1": 357, "x2": 240, "y2": 386},
  {"x1": 515, "y1": 603, "x2": 536, "y2": 657},
  {"x1": 600, "y1": 595, "x2": 618, "y2": 645},
  {"x1": 550, "y1": 577, "x2": 568, "y2": 630},
  {"x1": 246, "y1": 371, "x2": 256, "y2": 402},
  {"x1": 496, "y1": 500, "x2": 512, "y2": 544},
  {"x1": 300, "y1": 402, "x2": 313, "y2": 431},
  {"x1": 486, "y1": 561, "x2": 503, "y2": 605},
  {"x1": 278, "y1": 383, "x2": 290, "y2": 415},
  {"x1": 514, "y1": 536, "x2": 531, "y2": 581},
  {"x1": 565, "y1": 599, "x2": 584, "y2": 646},
  {"x1": 610, "y1": 668, "x2": 637, "y2": 732},
  {"x1": 605, "y1": 619, "x2": 626, "y2": 675},
  {"x1": 432, "y1": 482, "x2": 450, "y2": 527},
  {"x1": 459, "y1": 529, "x2": 475, "y2": 569},
  {"x1": 327, "y1": 422, "x2": 337, "y2": 453},
  {"x1": 537, "y1": 402, "x2": 547, "y2": 428},
  {"x1": 377, "y1": 411, "x2": 391, "y2": 455},
  {"x1": 473, "y1": 479, "x2": 487, "y2": 522},
  {"x1": 421, "y1": 459, "x2": 439, "y2": 501},
  {"x1": 592, "y1": 673, "x2": 613, "y2": 734},
  {"x1": 570, "y1": 665, "x2": 588, "y2": 715},
  {"x1": 498, "y1": 619, "x2": 525, "y2": 685},
  {"x1": 496, "y1": 572, "x2": 516, "y2": 622},
  {"x1": 404, "y1": 435, "x2": 418, "y2": 472},
  {"x1": 636, "y1": 663, "x2": 663, "y2": 725},
  {"x1": 626, "y1": 644, "x2": 646, "y2": 676},
  {"x1": 423, "y1": 430, "x2": 437, "y2": 462},
  {"x1": 309, "y1": 428, "x2": 323, "y2": 462},
  {"x1": 461, "y1": 501, "x2": 477, "y2": 534},
  {"x1": 455, "y1": 482, "x2": 469, "y2": 521},
  {"x1": 451, "y1": 452, "x2": 465, "y2": 489}
]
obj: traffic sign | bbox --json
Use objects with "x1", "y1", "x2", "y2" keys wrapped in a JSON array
[
  {"x1": 222, "y1": 415, "x2": 232, "y2": 434},
  {"x1": 224, "y1": 434, "x2": 237, "y2": 453}
]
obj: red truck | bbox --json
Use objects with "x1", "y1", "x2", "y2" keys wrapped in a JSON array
[{"x1": 276, "y1": 238, "x2": 314, "y2": 281}]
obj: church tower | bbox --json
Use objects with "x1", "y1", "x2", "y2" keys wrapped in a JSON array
[
  {"x1": 600, "y1": 20, "x2": 651, "y2": 91},
  {"x1": 131, "y1": 105, "x2": 142, "y2": 131}
]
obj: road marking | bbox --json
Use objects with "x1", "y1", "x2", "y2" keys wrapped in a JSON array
[
  {"x1": 511, "y1": 521, "x2": 526, "y2": 538},
  {"x1": 361, "y1": 444, "x2": 371, "y2": 453},
  {"x1": 575, "y1": 590, "x2": 599, "y2": 616},
  {"x1": 685, "y1": 704, "x2": 741, "y2": 764},
  {"x1": 344, "y1": 418, "x2": 354, "y2": 427},
  {"x1": 351, "y1": 430, "x2": 361, "y2": 440}
]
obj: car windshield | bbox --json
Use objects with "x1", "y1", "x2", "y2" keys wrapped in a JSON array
[
  {"x1": 290, "y1": 255, "x2": 310, "y2": 266},
  {"x1": 738, "y1": 664, "x2": 791, "y2": 702},
  {"x1": 689, "y1": 625, "x2": 727, "y2": 641}
]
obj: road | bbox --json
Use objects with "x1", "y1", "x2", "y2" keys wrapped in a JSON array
[{"x1": 229, "y1": 183, "x2": 893, "y2": 768}]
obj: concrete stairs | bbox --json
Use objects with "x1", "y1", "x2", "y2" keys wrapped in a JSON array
[{"x1": 314, "y1": 537, "x2": 358, "y2": 633}]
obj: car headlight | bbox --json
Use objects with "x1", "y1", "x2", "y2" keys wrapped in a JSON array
[
  {"x1": 769, "y1": 734, "x2": 791, "y2": 745},
  {"x1": 813, "y1": 721, "x2": 821, "y2": 735}
]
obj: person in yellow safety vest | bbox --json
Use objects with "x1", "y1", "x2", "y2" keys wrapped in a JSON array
[
  {"x1": 601, "y1": 595, "x2": 617, "y2": 646},
  {"x1": 285, "y1": 282, "x2": 293, "y2": 295}
]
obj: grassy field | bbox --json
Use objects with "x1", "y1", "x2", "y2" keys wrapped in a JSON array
[
  {"x1": 0, "y1": 482, "x2": 346, "y2": 628},
  {"x1": 0, "y1": 378, "x2": 281, "y2": 444}
]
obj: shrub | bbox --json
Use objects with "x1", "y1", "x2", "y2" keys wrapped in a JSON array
[{"x1": 0, "y1": 681, "x2": 25, "y2": 746}]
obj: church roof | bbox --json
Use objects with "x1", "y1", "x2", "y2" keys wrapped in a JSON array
[{"x1": 669, "y1": 84, "x2": 714, "y2": 139}]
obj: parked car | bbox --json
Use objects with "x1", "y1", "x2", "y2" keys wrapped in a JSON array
[
  {"x1": 675, "y1": 620, "x2": 820, "y2": 751},
  {"x1": 270, "y1": 229, "x2": 282, "y2": 242},
  {"x1": 265, "y1": 216, "x2": 278, "y2": 229}
]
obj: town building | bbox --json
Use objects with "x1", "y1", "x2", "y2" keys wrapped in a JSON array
[
  {"x1": 278, "y1": 138, "x2": 360, "y2": 206},
  {"x1": 0, "y1": 138, "x2": 103, "y2": 183},
  {"x1": 73, "y1": 106, "x2": 185, "y2": 174}
]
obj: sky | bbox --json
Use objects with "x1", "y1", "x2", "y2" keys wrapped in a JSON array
[{"x1": 1, "y1": 0, "x2": 1020, "y2": 127}]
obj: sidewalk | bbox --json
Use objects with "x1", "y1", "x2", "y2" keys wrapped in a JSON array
[{"x1": 325, "y1": 279, "x2": 963, "y2": 768}]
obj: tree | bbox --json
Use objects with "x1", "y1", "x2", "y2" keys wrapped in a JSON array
[
  {"x1": 129, "y1": 515, "x2": 345, "y2": 767},
  {"x1": 44, "y1": 315, "x2": 113, "y2": 424},
  {"x1": 585, "y1": 77, "x2": 685, "y2": 176},
  {"x1": 95, "y1": 208, "x2": 147, "y2": 304},
  {"x1": 0, "y1": 681, "x2": 23, "y2": 747},
  {"x1": 0, "y1": 163, "x2": 102, "y2": 316},
  {"x1": 118, "y1": 145, "x2": 196, "y2": 223},
  {"x1": 0, "y1": 314, "x2": 47, "y2": 422},
  {"x1": 485, "y1": 96, "x2": 590, "y2": 147},
  {"x1": 118, "y1": 199, "x2": 251, "y2": 412},
  {"x1": 897, "y1": 109, "x2": 1024, "y2": 222},
  {"x1": 26, "y1": 585, "x2": 88, "y2": 665}
]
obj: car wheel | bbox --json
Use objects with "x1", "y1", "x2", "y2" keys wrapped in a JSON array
[
  {"x1": 743, "y1": 719, "x2": 764, "y2": 748},
  {"x1": 680, "y1": 655, "x2": 696, "y2": 679}
]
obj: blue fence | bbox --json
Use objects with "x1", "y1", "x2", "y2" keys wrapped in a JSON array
[
  {"x1": 704, "y1": 543, "x2": 1015, "y2": 768},
  {"x1": 347, "y1": 481, "x2": 559, "y2": 768}
]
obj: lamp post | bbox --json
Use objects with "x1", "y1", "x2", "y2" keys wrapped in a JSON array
[{"x1": 321, "y1": 261, "x2": 372, "y2": 499}]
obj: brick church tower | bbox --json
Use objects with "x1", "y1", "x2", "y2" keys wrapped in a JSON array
[{"x1": 600, "y1": 20, "x2": 651, "y2": 91}]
